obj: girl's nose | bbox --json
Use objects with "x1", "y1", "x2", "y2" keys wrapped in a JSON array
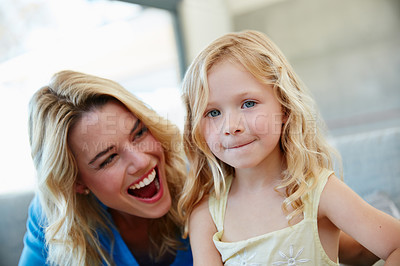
[
  {"x1": 125, "y1": 146, "x2": 151, "y2": 175},
  {"x1": 224, "y1": 113, "x2": 245, "y2": 136}
]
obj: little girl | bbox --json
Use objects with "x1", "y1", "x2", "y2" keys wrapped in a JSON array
[{"x1": 178, "y1": 30, "x2": 400, "y2": 265}]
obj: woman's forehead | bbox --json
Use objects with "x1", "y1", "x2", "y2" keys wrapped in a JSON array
[
  {"x1": 68, "y1": 102, "x2": 139, "y2": 159},
  {"x1": 70, "y1": 102, "x2": 137, "y2": 142}
]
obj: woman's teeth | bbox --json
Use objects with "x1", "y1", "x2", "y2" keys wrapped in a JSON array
[{"x1": 129, "y1": 169, "x2": 156, "y2": 190}]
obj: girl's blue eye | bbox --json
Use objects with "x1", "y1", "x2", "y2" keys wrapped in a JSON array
[
  {"x1": 242, "y1": 101, "x2": 256, "y2": 108},
  {"x1": 207, "y1": 110, "x2": 221, "y2": 117}
]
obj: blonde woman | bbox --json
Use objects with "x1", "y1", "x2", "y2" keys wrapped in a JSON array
[
  {"x1": 19, "y1": 71, "x2": 192, "y2": 265},
  {"x1": 178, "y1": 30, "x2": 400, "y2": 265}
]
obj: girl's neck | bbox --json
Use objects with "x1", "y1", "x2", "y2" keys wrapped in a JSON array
[{"x1": 234, "y1": 147, "x2": 285, "y2": 190}]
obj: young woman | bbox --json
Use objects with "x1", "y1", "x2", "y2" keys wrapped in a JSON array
[{"x1": 19, "y1": 70, "x2": 192, "y2": 265}]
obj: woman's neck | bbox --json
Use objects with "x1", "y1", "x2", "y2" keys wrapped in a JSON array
[
  {"x1": 109, "y1": 209, "x2": 150, "y2": 247},
  {"x1": 109, "y1": 209, "x2": 152, "y2": 260},
  {"x1": 108, "y1": 209, "x2": 176, "y2": 265}
]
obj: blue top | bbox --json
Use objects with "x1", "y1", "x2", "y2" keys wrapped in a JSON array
[{"x1": 19, "y1": 195, "x2": 193, "y2": 266}]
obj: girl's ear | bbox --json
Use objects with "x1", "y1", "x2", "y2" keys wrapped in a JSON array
[{"x1": 75, "y1": 180, "x2": 90, "y2": 195}]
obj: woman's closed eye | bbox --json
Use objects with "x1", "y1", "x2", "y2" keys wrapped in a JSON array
[
  {"x1": 242, "y1": 100, "x2": 256, "y2": 109},
  {"x1": 99, "y1": 153, "x2": 118, "y2": 169},
  {"x1": 133, "y1": 125, "x2": 148, "y2": 142},
  {"x1": 206, "y1": 109, "x2": 221, "y2": 118}
]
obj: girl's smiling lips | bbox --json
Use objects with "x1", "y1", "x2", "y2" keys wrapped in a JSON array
[{"x1": 224, "y1": 139, "x2": 256, "y2": 150}]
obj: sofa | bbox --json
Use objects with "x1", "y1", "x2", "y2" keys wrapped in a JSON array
[
  {"x1": 330, "y1": 126, "x2": 400, "y2": 211},
  {"x1": 0, "y1": 191, "x2": 34, "y2": 266}
]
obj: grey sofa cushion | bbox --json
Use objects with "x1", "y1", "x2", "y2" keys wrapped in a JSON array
[
  {"x1": 330, "y1": 127, "x2": 400, "y2": 207},
  {"x1": 0, "y1": 191, "x2": 34, "y2": 266}
]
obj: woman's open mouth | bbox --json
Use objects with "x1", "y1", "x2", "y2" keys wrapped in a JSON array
[{"x1": 127, "y1": 168, "x2": 160, "y2": 199}]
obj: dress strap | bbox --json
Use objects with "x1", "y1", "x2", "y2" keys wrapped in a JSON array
[
  {"x1": 308, "y1": 168, "x2": 334, "y2": 219},
  {"x1": 208, "y1": 175, "x2": 233, "y2": 232}
]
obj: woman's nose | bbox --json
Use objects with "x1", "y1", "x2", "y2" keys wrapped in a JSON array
[{"x1": 125, "y1": 146, "x2": 151, "y2": 175}]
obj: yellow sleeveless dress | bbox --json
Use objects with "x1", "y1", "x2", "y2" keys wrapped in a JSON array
[{"x1": 209, "y1": 168, "x2": 339, "y2": 265}]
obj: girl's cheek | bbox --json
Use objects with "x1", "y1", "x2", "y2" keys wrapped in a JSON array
[
  {"x1": 208, "y1": 142, "x2": 223, "y2": 153},
  {"x1": 200, "y1": 122, "x2": 211, "y2": 140}
]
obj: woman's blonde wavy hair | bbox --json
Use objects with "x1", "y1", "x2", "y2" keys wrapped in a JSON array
[
  {"x1": 178, "y1": 30, "x2": 341, "y2": 235},
  {"x1": 28, "y1": 70, "x2": 187, "y2": 265}
]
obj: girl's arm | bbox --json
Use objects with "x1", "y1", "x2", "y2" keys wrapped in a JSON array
[
  {"x1": 189, "y1": 197, "x2": 223, "y2": 266},
  {"x1": 339, "y1": 231, "x2": 380, "y2": 265},
  {"x1": 320, "y1": 175, "x2": 400, "y2": 265}
]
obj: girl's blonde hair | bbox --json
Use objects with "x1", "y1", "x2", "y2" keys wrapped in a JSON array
[
  {"x1": 178, "y1": 30, "x2": 340, "y2": 234},
  {"x1": 28, "y1": 70, "x2": 186, "y2": 265}
]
